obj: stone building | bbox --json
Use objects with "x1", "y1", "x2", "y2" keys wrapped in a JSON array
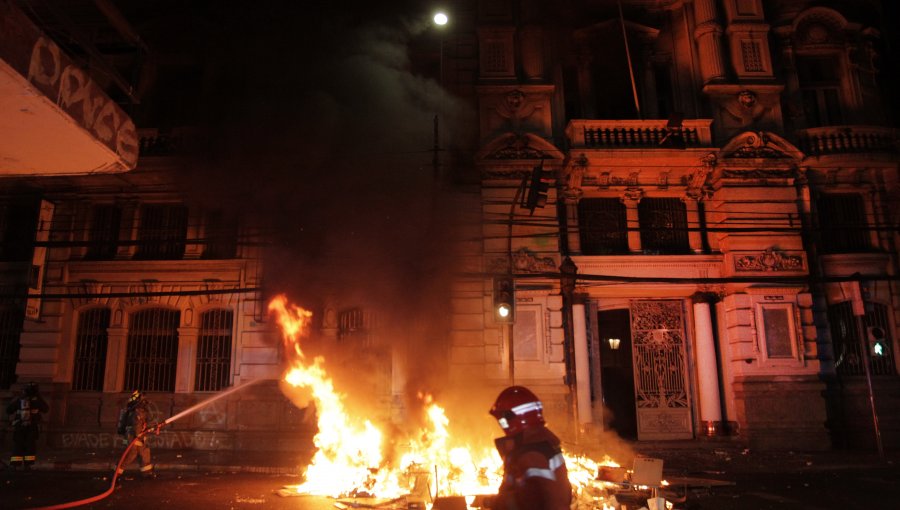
[
  {"x1": 1, "y1": 0, "x2": 898, "y2": 456},
  {"x1": 441, "y1": 0, "x2": 900, "y2": 451}
]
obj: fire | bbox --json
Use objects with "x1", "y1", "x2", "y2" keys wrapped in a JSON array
[
  {"x1": 269, "y1": 295, "x2": 501, "y2": 499},
  {"x1": 269, "y1": 295, "x2": 650, "y2": 508}
]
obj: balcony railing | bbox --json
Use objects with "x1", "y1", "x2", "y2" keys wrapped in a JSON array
[
  {"x1": 566, "y1": 119, "x2": 714, "y2": 149},
  {"x1": 796, "y1": 126, "x2": 899, "y2": 156}
]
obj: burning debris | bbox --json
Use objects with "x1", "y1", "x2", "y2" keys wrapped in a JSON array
[{"x1": 268, "y1": 295, "x2": 680, "y2": 510}]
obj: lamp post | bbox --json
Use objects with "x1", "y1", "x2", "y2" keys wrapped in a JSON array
[{"x1": 431, "y1": 11, "x2": 448, "y2": 183}]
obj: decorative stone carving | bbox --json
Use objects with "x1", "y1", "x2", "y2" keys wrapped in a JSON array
[
  {"x1": 734, "y1": 248, "x2": 803, "y2": 272},
  {"x1": 720, "y1": 131, "x2": 802, "y2": 160},
  {"x1": 488, "y1": 247, "x2": 556, "y2": 274},
  {"x1": 562, "y1": 155, "x2": 586, "y2": 199},
  {"x1": 487, "y1": 135, "x2": 545, "y2": 160}
]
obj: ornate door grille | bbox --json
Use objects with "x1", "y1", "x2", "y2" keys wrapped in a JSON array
[
  {"x1": 72, "y1": 308, "x2": 110, "y2": 391},
  {"x1": 630, "y1": 300, "x2": 693, "y2": 440},
  {"x1": 125, "y1": 308, "x2": 180, "y2": 392}
]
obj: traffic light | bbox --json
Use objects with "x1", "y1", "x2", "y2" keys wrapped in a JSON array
[
  {"x1": 524, "y1": 164, "x2": 551, "y2": 212},
  {"x1": 867, "y1": 326, "x2": 887, "y2": 357},
  {"x1": 493, "y1": 277, "x2": 515, "y2": 323}
]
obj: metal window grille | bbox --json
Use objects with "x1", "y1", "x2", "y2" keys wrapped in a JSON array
[
  {"x1": 339, "y1": 308, "x2": 377, "y2": 347},
  {"x1": 72, "y1": 308, "x2": 110, "y2": 391},
  {"x1": 124, "y1": 308, "x2": 180, "y2": 392},
  {"x1": 135, "y1": 204, "x2": 188, "y2": 260},
  {"x1": 828, "y1": 301, "x2": 896, "y2": 377},
  {"x1": 0, "y1": 306, "x2": 24, "y2": 389},
  {"x1": 638, "y1": 198, "x2": 689, "y2": 254},
  {"x1": 578, "y1": 198, "x2": 628, "y2": 255},
  {"x1": 202, "y1": 211, "x2": 238, "y2": 260},
  {"x1": 740, "y1": 40, "x2": 764, "y2": 72},
  {"x1": 86, "y1": 205, "x2": 122, "y2": 260},
  {"x1": 817, "y1": 194, "x2": 871, "y2": 254},
  {"x1": 195, "y1": 309, "x2": 233, "y2": 392}
]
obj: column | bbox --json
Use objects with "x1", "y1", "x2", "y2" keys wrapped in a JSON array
[
  {"x1": 693, "y1": 0, "x2": 727, "y2": 83},
  {"x1": 692, "y1": 295, "x2": 723, "y2": 435},
  {"x1": 176, "y1": 326, "x2": 199, "y2": 393},
  {"x1": 104, "y1": 327, "x2": 128, "y2": 392},
  {"x1": 573, "y1": 303, "x2": 592, "y2": 425},
  {"x1": 624, "y1": 196, "x2": 642, "y2": 253},
  {"x1": 685, "y1": 198, "x2": 703, "y2": 253}
]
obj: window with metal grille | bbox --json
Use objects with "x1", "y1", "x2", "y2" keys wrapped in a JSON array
[
  {"x1": 0, "y1": 202, "x2": 38, "y2": 262},
  {"x1": 195, "y1": 309, "x2": 233, "y2": 392},
  {"x1": 578, "y1": 198, "x2": 628, "y2": 255},
  {"x1": 72, "y1": 308, "x2": 110, "y2": 391},
  {"x1": 0, "y1": 306, "x2": 24, "y2": 389},
  {"x1": 638, "y1": 198, "x2": 689, "y2": 254},
  {"x1": 339, "y1": 308, "x2": 377, "y2": 347},
  {"x1": 828, "y1": 301, "x2": 896, "y2": 377},
  {"x1": 817, "y1": 194, "x2": 871, "y2": 254},
  {"x1": 202, "y1": 211, "x2": 238, "y2": 259},
  {"x1": 125, "y1": 308, "x2": 180, "y2": 392},
  {"x1": 134, "y1": 204, "x2": 188, "y2": 260},
  {"x1": 85, "y1": 205, "x2": 122, "y2": 260}
]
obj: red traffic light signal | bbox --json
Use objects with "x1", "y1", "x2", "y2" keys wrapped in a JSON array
[{"x1": 524, "y1": 165, "x2": 551, "y2": 212}]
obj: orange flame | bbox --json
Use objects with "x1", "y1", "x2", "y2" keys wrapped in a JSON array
[{"x1": 269, "y1": 295, "x2": 635, "y2": 507}]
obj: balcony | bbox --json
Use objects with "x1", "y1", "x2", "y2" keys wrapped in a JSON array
[
  {"x1": 0, "y1": 0, "x2": 138, "y2": 176},
  {"x1": 566, "y1": 119, "x2": 714, "y2": 149},
  {"x1": 796, "y1": 126, "x2": 899, "y2": 157}
]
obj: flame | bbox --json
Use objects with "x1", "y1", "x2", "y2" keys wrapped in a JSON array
[{"x1": 269, "y1": 295, "x2": 653, "y2": 508}]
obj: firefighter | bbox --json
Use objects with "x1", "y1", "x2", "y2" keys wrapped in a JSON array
[
  {"x1": 116, "y1": 390, "x2": 158, "y2": 480},
  {"x1": 5, "y1": 382, "x2": 49, "y2": 471},
  {"x1": 486, "y1": 386, "x2": 572, "y2": 510}
]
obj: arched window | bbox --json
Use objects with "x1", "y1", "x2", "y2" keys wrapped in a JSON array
[
  {"x1": 125, "y1": 308, "x2": 180, "y2": 392},
  {"x1": 72, "y1": 308, "x2": 110, "y2": 391},
  {"x1": 195, "y1": 309, "x2": 233, "y2": 392},
  {"x1": 0, "y1": 305, "x2": 24, "y2": 389}
]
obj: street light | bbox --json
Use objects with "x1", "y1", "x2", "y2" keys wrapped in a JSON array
[{"x1": 433, "y1": 12, "x2": 448, "y2": 26}]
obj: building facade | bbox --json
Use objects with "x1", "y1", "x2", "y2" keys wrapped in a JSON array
[{"x1": 443, "y1": 0, "x2": 900, "y2": 451}]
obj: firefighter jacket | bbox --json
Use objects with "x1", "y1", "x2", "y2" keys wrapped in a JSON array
[
  {"x1": 492, "y1": 426, "x2": 572, "y2": 510},
  {"x1": 118, "y1": 401, "x2": 150, "y2": 440},
  {"x1": 6, "y1": 394, "x2": 48, "y2": 430}
]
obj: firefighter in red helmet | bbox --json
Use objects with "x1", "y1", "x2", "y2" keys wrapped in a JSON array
[
  {"x1": 116, "y1": 390, "x2": 157, "y2": 481},
  {"x1": 487, "y1": 386, "x2": 572, "y2": 510}
]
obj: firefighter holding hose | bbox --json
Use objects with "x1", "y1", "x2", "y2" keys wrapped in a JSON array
[
  {"x1": 486, "y1": 386, "x2": 572, "y2": 510},
  {"x1": 116, "y1": 390, "x2": 158, "y2": 481}
]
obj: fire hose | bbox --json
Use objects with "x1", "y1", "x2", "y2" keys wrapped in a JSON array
[{"x1": 25, "y1": 379, "x2": 265, "y2": 510}]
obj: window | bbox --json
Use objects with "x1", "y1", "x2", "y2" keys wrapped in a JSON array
[
  {"x1": 817, "y1": 194, "x2": 871, "y2": 254},
  {"x1": 513, "y1": 307, "x2": 541, "y2": 361},
  {"x1": 339, "y1": 308, "x2": 377, "y2": 347},
  {"x1": 195, "y1": 309, "x2": 233, "y2": 392},
  {"x1": 0, "y1": 202, "x2": 38, "y2": 262},
  {"x1": 202, "y1": 210, "x2": 238, "y2": 259},
  {"x1": 760, "y1": 305, "x2": 796, "y2": 359},
  {"x1": 0, "y1": 306, "x2": 24, "y2": 389},
  {"x1": 135, "y1": 204, "x2": 188, "y2": 260},
  {"x1": 638, "y1": 198, "x2": 689, "y2": 254},
  {"x1": 578, "y1": 198, "x2": 628, "y2": 255},
  {"x1": 828, "y1": 301, "x2": 896, "y2": 377},
  {"x1": 797, "y1": 56, "x2": 843, "y2": 127},
  {"x1": 85, "y1": 205, "x2": 122, "y2": 260},
  {"x1": 124, "y1": 308, "x2": 180, "y2": 392},
  {"x1": 72, "y1": 308, "x2": 110, "y2": 391}
]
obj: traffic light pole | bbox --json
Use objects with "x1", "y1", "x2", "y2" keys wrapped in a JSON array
[{"x1": 850, "y1": 280, "x2": 884, "y2": 459}]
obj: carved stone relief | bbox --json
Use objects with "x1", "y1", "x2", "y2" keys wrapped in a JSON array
[
  {"x1": 488, "y1": 247, "x2": 557, "y2": 274},
  {"x1": 734, "y1": 248, "x2": 804, "y2": 272}
]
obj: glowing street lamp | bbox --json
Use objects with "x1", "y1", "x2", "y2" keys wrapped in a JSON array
[{"x1": 433, "y1": 12, "x2": 448, "y2": 26}]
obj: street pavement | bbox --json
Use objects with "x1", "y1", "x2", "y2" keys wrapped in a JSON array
[{"x1": 1, "y1": 442, "x2": 898, "y2": 509}]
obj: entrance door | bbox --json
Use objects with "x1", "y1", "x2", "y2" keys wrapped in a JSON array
[
  {"x1": 630, "y1": 300, "x2": 693, "y2": 440},
  {"x1": 597, "y1": 309, "x2": 637, "y2": 439}
]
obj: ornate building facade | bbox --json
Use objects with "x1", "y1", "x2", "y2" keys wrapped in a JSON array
[{"x1": 444, "y1": 0, "x2": 900, "y2": 451}]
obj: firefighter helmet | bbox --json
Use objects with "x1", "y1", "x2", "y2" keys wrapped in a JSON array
[
  {"x1": 489, "y1": 386, "x2": 545, "y2": 436},
  {"x1": 129, "y1": 390, "x2": 144, "y2": 404}
]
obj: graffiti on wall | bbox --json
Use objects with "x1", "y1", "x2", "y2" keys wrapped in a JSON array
[{"x1": 60, "y1": 431, "x2": 233, "y2": 450}]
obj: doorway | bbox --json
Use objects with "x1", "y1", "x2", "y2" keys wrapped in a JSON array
[{"x1": 597, "y1": 308, "x2": 637, "y2": 439}]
